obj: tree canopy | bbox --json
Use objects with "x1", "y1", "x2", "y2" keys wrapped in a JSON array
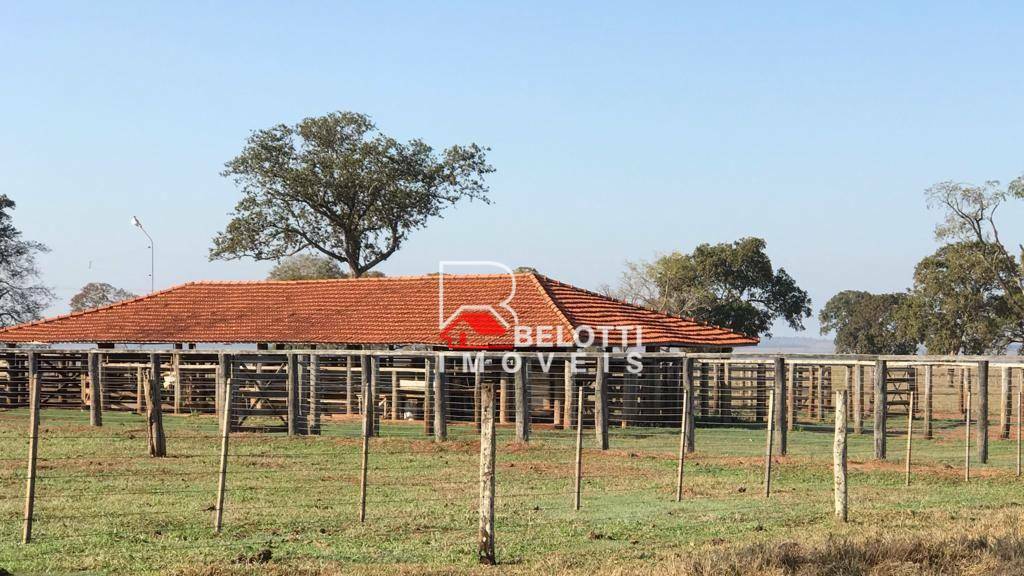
[
  {"x1": 211, "y1": 111, "x2": 493, "y2": 277},
  {"x1": 268, "y1": 254, "x2": 348, "y2": 281},
  {"x1": 819, "y1": 290, "x2": 918, "y2": 354},
  {"x1": 70, "y1": 282, "x2": 138, "y2": 312},
  {"x1": 926, "y1": 177, "x2": 1024, "y2": 322},
  {"x1": 266, "y1": 254, "x2": 386, "y2": 281},
  {"x1": 901, "y1": 242, "x2": 1019, "y2": 354},
  {"x1": 0, "y1": 195, "x2": 53, "y2": 326},
  {"x1": 611, "y1": 237, "x2": 811, "y2": 338}
]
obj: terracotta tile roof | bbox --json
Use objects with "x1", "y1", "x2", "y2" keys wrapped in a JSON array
[{"x1": 0, "y1": 273, "x2": 758, "y2": 349}]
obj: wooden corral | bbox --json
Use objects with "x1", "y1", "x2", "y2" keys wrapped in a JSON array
[
  {"x1": 6, "y1": 348, "x2": 1024, "y2": 555},
  {"x1": 2, "y1": 349, "x2": 1023, "y2": 463}
]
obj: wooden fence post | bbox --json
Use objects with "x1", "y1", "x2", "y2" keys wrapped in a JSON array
[
  {"x1": 676, "y1": 387, "x2": 688, "y2": 502},
  {"x1": 308, "y1": 354, "x2": 321, "y2": 435},
  {"x1": 22, "y1": 352, "x2": 40, "y2": 544},
  {"x1": 834, "y1": 389, "x2": 848, "y2": 523},
  {"x1": 905, "y1": 391, "x2": 914, "y2": 486},
  {"x1": 786, "y1": 363, "x2": 796, "y2": 432},
  {"x1": 514, "y1": 357, "x2": 530, "y2": 443},
  {"x1": 755, "y1": 363, "x2": 767, "y2": 424},
  {"x1": 478, "y1": 376, "x2": 497, "y2": 565},
  {"x1": 719, "y1": 361, "x2": 730, "y2": 420},
  {"x1": 923, "y1": 365, "x2": 933, "y2": 440},
  {"x1": 1017, "y1": 371, "x2": 1022, "y2": 478},
  {"x1": 852, "y1": 365, "x2": 863, "y2": 435},
  {"x1": 359, "y1": 356, "x2": 376, "y2": 522},
  {"x1": 774, "y1": 357, "x2": 787, "y2": 455},
  {"x1": 136, "y1": 366, "x2": 145, "y2": 415},
  {"x1": 499, "y1": 374, "x2": 508, "y2": 425},
  {"x1": 392, "y1": 357, "x2": 402, "y2": 423},
  {"x1": 146, "y1": 353, "x2": 166, "y2": 457},
  {"x1": 434, "y1": 353, "x2": 448, "y2": 442},
  {"x1": 960, "y1": 368, "x2": 968, "y2": 416},
  {"x1": 815, "y1": 366, "x2": 824, "y2": 422},
  {"x1": 423, "y1": 357, "x2": 433, "y2": 436},
  {"x1": 214, "y1": 354, "x2": 226, "y2": 420},
  {"x1": 89, "y1": 351, "x2": 103, "y2": 427},
  {"x1": 873, "y1": 360, "x2": 887, "y2": 460},
  {"x1": 286, "y1": 353, "x2": 299, "y2": 436},
  {"x1": 622, "y1": 369, "x2": 638, "y2": 427},
  {"x1": 214, "y1": 373, "x2": 233, "y2": 533},
  {"x1": 173, "y1": 353, "x2": 182, "y2": 414},
  {"x1": 594, "y1": 355, "x2": 609, "y2": 450},
  {"x1": 683, "y1": 357, "x2": 695, "y2": 453},
  {"x1": 474, "y1": 363, "x2": 483, "y2": 433},
  {"x1": 977, "y1": 360, "x2": 989, "y2": 464},
  {"x1": 345, "y1": 355, "x2": 354, "y2": 415},
  {"x1": 563, "y1": 360, "x2": 573, "y2": 431},
  {"x1": 763, "y1": 388, "x2": 775, "y2": 498},
  {"x1": 1000, "y1": 366, "x2": 1011, "y2": 440},
  {"x1": 965, "y1": 384, "x2": 972, "y2": 482},
  {"x1": 574, "y1": 386, "x2": 584, "y2": 510},
  {"x1": 371, "y1": 355, "x2": 381, "y2": 437}
]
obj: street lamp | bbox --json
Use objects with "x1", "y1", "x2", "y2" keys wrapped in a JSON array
[{"x1": 131, "y1": 216, "x2": 154, "y2": 293}]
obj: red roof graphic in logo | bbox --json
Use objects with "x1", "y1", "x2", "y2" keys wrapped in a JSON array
[{"x1": 439, "y1": 308, "x2": 511, "y2": 350}]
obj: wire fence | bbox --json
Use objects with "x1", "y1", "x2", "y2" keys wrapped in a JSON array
[{"x1": 1, "y1": 349, "x2": 1023, "y2": 571}]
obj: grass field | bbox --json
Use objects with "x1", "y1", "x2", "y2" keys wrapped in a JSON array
[{"x1": 2, "y1": 409, "x2": 1024, "y2": 575}]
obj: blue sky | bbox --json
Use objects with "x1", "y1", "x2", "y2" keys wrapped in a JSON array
[{"x1": 1, "y1": 2, "x2": 1021, "y2": 336}]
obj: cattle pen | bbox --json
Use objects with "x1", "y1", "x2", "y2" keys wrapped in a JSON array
[{"x1": 2, "y1": 346, "x2": 1024, "y2": 571}]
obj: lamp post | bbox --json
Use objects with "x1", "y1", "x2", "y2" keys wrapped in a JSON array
[{"x1": 131, "y1": 216, "x2": 154, "y2": 293}]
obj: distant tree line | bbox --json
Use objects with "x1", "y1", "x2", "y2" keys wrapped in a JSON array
[
  {"x1": 605, "y1": 175, "x2": 1024, "y2": 355},
  {"x1": 820, "y1": 177, "x2": 1024, "y2": 354}
]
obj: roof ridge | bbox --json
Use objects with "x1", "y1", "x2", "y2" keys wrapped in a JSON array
[
  {"x1": 536, "y1": 275, "x2": 758, "y2": 342},
  {"x1": 525, "y1": 273, "x2": 577, "y2": 333},
  {"x1": 180, "y1": 272, "x2": 536, "y2": 286}
]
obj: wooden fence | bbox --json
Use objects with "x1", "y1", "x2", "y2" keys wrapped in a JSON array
[{"x1": 3, "y1": 348, "x2": 1023, "y2": 562}]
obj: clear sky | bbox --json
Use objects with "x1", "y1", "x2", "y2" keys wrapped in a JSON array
[{"x1": 2, "y1": 2, "x2": 1022, "y2": 337}]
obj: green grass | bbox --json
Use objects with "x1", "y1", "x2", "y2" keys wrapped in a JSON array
[{"x1": 1, "y1": 409, "x2": 1023, "y2": 575}]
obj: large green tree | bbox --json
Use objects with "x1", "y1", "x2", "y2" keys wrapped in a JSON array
[
  {"x1": 0, "y1": 195, "x2": 53, "y2": 326},
  {"x1": 926, "y1": 177, "x2": 1024, "y2": 321},
  {"x1": 819, "y1": 290, "x2": 918, "y2": 354},
  {"x1": 212, "y1": 111, "x2": 494, "y2": 277},
  {"x1": 901, "y1": 242, "x2": 1019, "y2": 354},
  {"x1": 612, "y1": 237, "x2": 811, "y2": 338}
]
